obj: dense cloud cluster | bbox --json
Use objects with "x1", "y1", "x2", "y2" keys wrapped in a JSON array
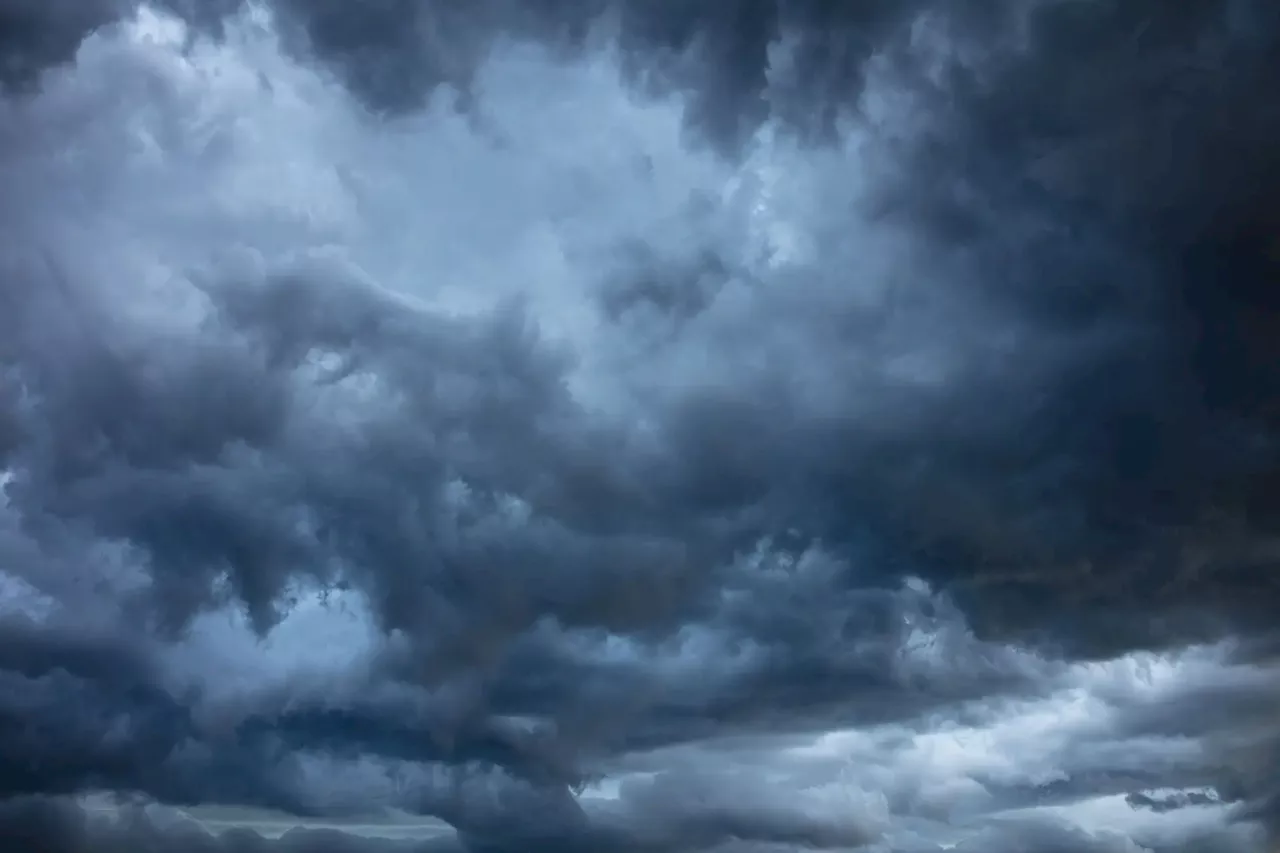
[{"x1": 2, "y1": 0, "x2": 1279, "y2": 851}]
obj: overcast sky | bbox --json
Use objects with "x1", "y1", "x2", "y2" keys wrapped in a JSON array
[{"x1": 1, "y1": 2, "x2": 1279, "y2": 852}]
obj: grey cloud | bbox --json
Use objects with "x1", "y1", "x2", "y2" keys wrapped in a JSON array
[
  {"x1": 577, "y1": 769, "x2": 878, "y2": 852},
  {"x1": 0, "y1": 788, "x2": 870, "y2": 853},
  {"x1": 4, "y1": 0, "x2": 1280, "y2": 850},
  {"x1": 1127, "y1": 791, "x2": 1224, "y2": 814},
  {"x1": 0, "y1": 0, "x2": 925, "y2": 152},
  {"x1": 242, "y1": 0, "x2": 1280, "y2": 662},
  {"x1": 9, "y1": 3, "x2": 1280, "y2": 649},
  {"x1": 0, "y1": 0, "x2": 127, "y2": 90},
  {"x1": 878, "y1": 814, "x2": 1262, "y2": 853},
  {"x1": 945, "y1": 818, "x2": 1252, "y2": 853},
  {"x1": 0, "y1": 796, "x2": 466, "y2": 853},
  {"x1": 1, "y1": 243, "x2": 1052, "y2": 793},
  {"x1": 0, "y1": 619, "x2": 353, "y2": 815}
]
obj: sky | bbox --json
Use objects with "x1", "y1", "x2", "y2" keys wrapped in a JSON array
[{"x1": 1, "y1": 1, "x2": 1279, "y2": 851}]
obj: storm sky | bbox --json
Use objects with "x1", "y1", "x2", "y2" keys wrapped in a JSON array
[{"x1": 1, "y1": 1, "x2": 1279, "y2": 851}]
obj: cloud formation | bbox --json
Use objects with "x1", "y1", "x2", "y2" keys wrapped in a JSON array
[{"x1": 2, "y1": 0, "x2": 1279, "y2": 850}]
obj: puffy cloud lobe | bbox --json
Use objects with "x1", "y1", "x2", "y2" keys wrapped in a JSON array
[{"x1": 3, "y1": 0, "x2": 1280, "y2": 850}]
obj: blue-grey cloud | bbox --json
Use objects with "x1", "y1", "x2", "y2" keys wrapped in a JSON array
[{"x1": 2, "y1": 1, "x2": 1280, "y2": 851}]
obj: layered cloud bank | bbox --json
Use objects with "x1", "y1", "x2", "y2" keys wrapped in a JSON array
[{"x1": 1, "y1": 1, "x2": 1278, "y2": 851}]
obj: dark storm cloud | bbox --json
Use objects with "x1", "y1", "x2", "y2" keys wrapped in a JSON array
[
  {"x1": 628, "y1": 0, "x2": 1280, "y2": 660},
  {"x1": 4, "y1": 0, "x2": 1280, "y2": 850},
  {"x1": 0, "y1": 248, "x2": 953, "y2": 847},
  {"x1": 0, "y1": 617, "x2": 885, "y2": 850},
  {"x1": 2, "y1": 243, "x2": 1044, "y2": 786},
  {"x1": 0, "y1": 0, "x2": 126, "y2": 90},
  {"x1": 0, "y1": 620, "x2": 294, "y2": 810},
  {"x1": 268, "y1": 0, "x2": 927, "y2": 149},
  {"x1": 0, "y1": 0, "x2": 924, "y2": 150},
  {"x1": 1128, "y1": 790, "x2": 1224, "y2": 814},
  {"x1": 196, "y1": 0, "x2": 1280, "y2": 658},
  {"x1": 855, "y1": 0, "x2": 1280, "y2": 645}
]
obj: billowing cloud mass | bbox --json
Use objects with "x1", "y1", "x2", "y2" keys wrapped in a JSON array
[{"x1": 1, "y1": 0, "x2": 1279, "y2": 851}]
